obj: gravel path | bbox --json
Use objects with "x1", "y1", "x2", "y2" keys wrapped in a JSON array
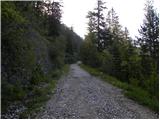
[{"x1": 37, "y1": 64, "x2": 158, "y2": 119}]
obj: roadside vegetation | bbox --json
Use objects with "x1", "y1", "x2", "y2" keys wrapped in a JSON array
[
  {"x1": 80, "y1": 64, "x2": 158, "y2": 112},
  {"x1": 80, "y1": 0, "x2": 159, "y2": 113},
  {"x1": 20, "y1": 65, "x2": 69, "y2": 118}
]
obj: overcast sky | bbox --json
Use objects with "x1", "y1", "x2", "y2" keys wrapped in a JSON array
[{"x1": 61, "y1": 0, "x2": 159, "y2": 39}]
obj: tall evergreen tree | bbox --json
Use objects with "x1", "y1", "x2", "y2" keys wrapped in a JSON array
[
  {"x1": 137, "y1": 0, "x2": 159, "y2": 95},
  {"x1": 106, "y1": 8, "x2": 123, "y2": 43},
  {"x1": 138, "y1": 0, "x2": 159, "y2": 69},
  {"x1": 87, "y1": 0, "x2": 107, "y2": 51}
]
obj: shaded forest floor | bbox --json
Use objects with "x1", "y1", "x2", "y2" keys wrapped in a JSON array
[{"x1": 36, "y1": 64, "x2": 157, "y2": 119}]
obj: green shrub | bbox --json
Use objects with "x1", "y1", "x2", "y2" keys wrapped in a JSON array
[
  {"x1": 80, "y1": 64, "x2": 159, "y2": 112},
  {"x1": 12, "y1": 85, "x2": 26, "y2": 100},
  {"x1": 30, "y1": 64, "x2": 46, "y2": 85},
  {"x1": 1, "y1": 2, "x2": 26, "y2": 24},
  {"x1": 129, "y1": 78, "x2": 139, "y2": 86},
  {"x1": 80, "y1": 38, "x2": 101, "y2": 67},
  {"x1": 145, "y1": 69, "x2": 159, "y2": 98},
  {"x1": 125, "y1": 86, "x2": 159, "y2": 112},
  {"x1": 1, "y1": 79, "x2": 27, "y2": 113}
]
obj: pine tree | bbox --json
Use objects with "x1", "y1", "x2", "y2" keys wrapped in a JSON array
[
  {"x1": 87, "y1": 0, "x2": 107, "y2": 51},
  {"x1": 47, "y1": 1, "x2": 62, "y2": 36},
  {"x1": 137, "y1": 0, "x2": 159, "y2": 95},
  {"x1": 106, "y1": 8, "x2": 123, "y2": 43},
  {"x1": 138, "y1": 0, "x2": 159, "y2": 68}
]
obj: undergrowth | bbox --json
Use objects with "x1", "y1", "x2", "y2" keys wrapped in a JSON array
[
  {"x1": 80, "y1": 64, "x2": 159, "y2": 112},
  {"x1": 19, "y1": 64, "x2": 69, "y2": 118}
]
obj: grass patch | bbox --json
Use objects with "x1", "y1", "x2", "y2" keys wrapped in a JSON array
[
  {"x1": 125, "y1": 87, "x2": 159, "y2": 112},
  {"x1": 20, "y1": 64, "x2": 70, "y2": 118},
  {"x1": 80, "y1": 64, "x2": 129, "y2": 90},
  {"x1": 80, "y1": 64, "x2": 159, "y2": 112}
]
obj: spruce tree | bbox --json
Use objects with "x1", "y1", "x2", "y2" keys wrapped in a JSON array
[
  {"x1": 137, "y1": 0, "x2": 159, "y2": 94},
  {"x1": 138, "y1": 0, "x2": 159, "y2": 68},
  {"x1": 87, "y1": 0, "x2": 107, "y2": 51}
]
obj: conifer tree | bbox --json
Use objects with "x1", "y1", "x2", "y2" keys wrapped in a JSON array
[
  {"x1": 137, "y1": 0, "x2": 159, "y2": 94},
  {"x1": 87, "y1": 0, "x2": 107, "y2": 51},
  {"x1": 138, "y1": 0, "x2": 159, "y2": 68}
]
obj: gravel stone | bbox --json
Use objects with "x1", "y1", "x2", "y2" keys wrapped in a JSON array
[
  {"x1": 1, "y1": 102, "x2": 26, "y2": 119},
  {"x1": 37, "y1": 64, "x2": 158, "y2": 119}
]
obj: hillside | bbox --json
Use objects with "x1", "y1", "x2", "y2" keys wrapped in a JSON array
[{"x1": 1, "y1": 1, "x2": 82, "y2": 118}]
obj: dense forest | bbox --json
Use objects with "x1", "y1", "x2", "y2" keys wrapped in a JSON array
[
  {"x1": 1, "y1": 0, "x2": 159, "y2": 118},
  {"x1": 2, "y1": 1, "x2": 82, "y2": 118},
  {"x1": 80, "y1": 0, "x2": 159, "y2": 112}
]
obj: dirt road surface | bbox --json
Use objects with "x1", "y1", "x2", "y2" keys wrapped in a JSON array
[{"x1": 37, "y1": 64, "x2": 158, "y2": 119}]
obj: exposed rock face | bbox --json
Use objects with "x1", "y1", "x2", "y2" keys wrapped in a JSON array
[{"x1": 1, "y1": 27, "x2": 53, "y2": 118}]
